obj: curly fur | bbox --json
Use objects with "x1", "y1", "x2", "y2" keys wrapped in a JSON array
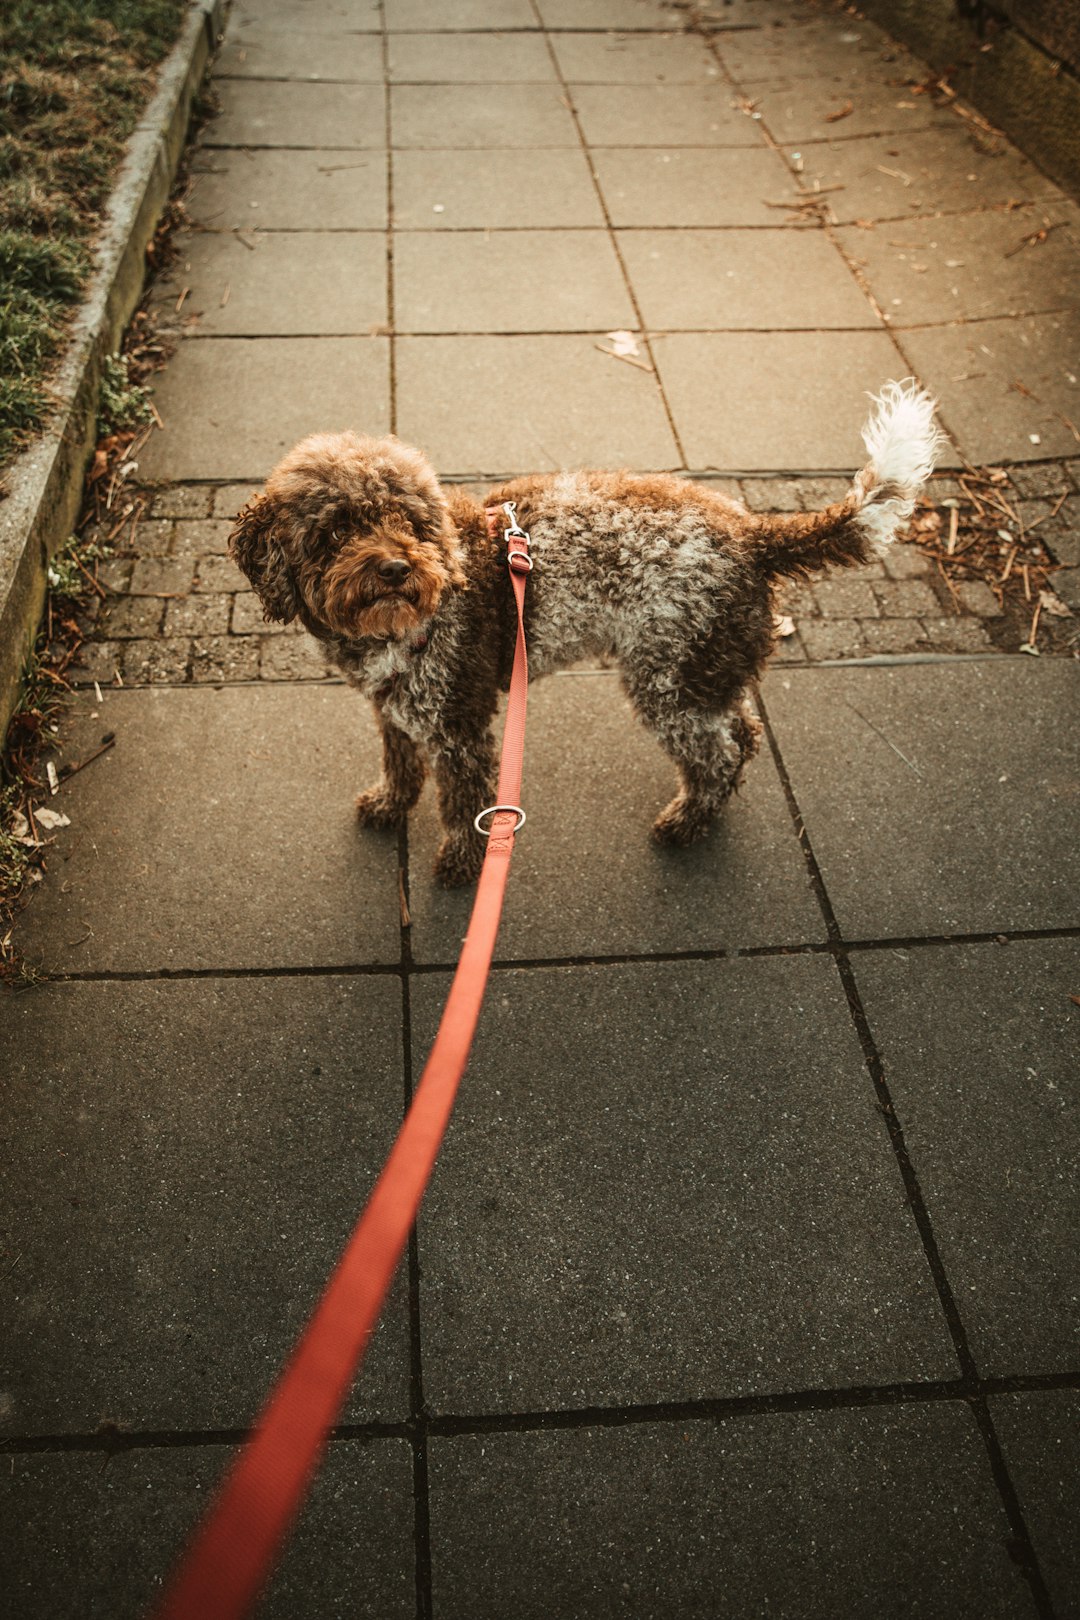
[{"x1": 229, "y1": 385, "x2": 941, "y2": 886}]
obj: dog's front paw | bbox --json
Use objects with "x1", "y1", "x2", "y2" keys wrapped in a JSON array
[
  {"x1": 651, "y1": 795, "x2": 712, "y2": 847},
  {"x1": 355, "y1": 786, "x2": 407, "y2": 830},
  {"x1": 434, "y1": 832, "x2": 484, "y2": 888}
]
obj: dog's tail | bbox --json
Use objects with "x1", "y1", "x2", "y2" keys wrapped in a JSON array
[{"x1": 750, "y1": 380, "x2": 946, "y2": 580}]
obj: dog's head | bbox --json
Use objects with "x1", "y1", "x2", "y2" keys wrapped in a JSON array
[{"x1": 228, "y1": 432, "x2": 466, "y2": 641}]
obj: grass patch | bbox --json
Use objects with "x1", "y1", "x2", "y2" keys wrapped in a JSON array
[
  {"x1": 0, "y1": 0, "x2": 186, "y2": 469},
  {"x1": 97, "y1": 350, "x2": 155, "y2": 434}
]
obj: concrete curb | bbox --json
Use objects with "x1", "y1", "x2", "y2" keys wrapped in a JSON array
[{"x1": 0, "y1": 0, "x2": 228, "y2": 730}]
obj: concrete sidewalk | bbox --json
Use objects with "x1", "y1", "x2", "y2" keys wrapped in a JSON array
[{"x1": 2, "y1": 1, "x2": 1079, "y2": 1616}]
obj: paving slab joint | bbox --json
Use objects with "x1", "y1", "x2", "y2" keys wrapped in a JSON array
[{"x1": 0, "y1": 0, "x2": 228, "y2": 734}]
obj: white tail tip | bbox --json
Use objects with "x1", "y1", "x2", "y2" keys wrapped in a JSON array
[
  {"x1": 856, "y1": 380, "x2": 946, "y2": 551},
  {"x1": 861, "y1": 379, "x2": 945, "y2": 491}
]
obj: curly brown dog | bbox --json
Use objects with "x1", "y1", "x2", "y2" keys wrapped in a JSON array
[{"x1": 229, "y1": 382, "x2": 942, "y2": 886}]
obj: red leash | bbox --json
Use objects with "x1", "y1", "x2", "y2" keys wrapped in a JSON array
[{"x1": 152, "y1": 505, "x2": 531, "y2": 1620}]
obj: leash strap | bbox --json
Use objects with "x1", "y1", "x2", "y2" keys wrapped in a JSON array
[{"x1": 153, "y1": 506, "x2": 530, "y2": 1620}]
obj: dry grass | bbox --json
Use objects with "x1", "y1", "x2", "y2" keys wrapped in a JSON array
[{"x1": 0, "y1": 0, "x2": 185, "y2": 468}]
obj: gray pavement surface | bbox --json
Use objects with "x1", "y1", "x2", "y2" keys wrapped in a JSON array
[{"x1": 3, "y1": 0, "x2": 1079, "y2": 1616}]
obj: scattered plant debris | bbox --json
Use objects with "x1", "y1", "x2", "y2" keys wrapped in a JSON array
[{"x1": 906, "y1": 470, "x2": 1076, "y2": 655}]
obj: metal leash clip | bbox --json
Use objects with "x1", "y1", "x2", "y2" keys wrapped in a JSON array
[{"x1": 501, "y1": 501, "x2": 533, "y2": 572}]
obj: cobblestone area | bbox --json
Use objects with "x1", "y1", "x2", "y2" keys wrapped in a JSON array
[{"x1": 71, "y1": 463, "x2": 1080, "y2": 688}]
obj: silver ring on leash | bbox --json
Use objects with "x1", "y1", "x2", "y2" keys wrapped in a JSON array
[{"x1": 474, "y1": 803, "x2": 527, "y2": 836}]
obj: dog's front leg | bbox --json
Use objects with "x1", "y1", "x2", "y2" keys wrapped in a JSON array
[
  {"x1": 429, "y1": 730, "x2": 498, "y2": 887},
  {"x1": 356, "y1": 705, "x2": 427, "y2": 829}
]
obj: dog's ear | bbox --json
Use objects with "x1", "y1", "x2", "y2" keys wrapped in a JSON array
[{"x1": 228, "y1": 494, "x2": 300, "y2": 624}]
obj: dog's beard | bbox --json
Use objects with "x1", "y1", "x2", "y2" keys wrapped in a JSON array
[
  {"x1": 320, "y1": 542, "x2": 449, "y2": 640},
  {"x1": 355, "y1": 593, "x2": 425, "y2": 639}
]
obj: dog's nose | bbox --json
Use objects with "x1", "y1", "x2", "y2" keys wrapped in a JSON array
[{"x1": 377, "y1": 558, "x2": 412, "y2": 585}]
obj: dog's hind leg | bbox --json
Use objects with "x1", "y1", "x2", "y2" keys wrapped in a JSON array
[
  {"x1": 641, "y1": 693, "x2": 762, "y2": 847},
  {"x1": 356, "y1": 709, "x2": 428, "y2": 829}
]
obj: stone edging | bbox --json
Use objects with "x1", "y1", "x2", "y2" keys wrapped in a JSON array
[
  {"x1": 0, "y1": 0, "x2": 228, "y2": 729},
  {"x1": 851, "y1": 0, "x2": 1080, "y2": 196}
]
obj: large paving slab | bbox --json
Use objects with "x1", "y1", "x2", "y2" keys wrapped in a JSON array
[
  {"x1": 900, "y1": 312, "x2": 1080, "y2": 465},
  {"x1": 386, "y1": 0, "x2": 535, "y2": 26},
  {"x1": 652, "y1": 329, "x2": 913, "y2": 471},
  {"x1": 152, "y1": 229, "x2": 387, "y2": 335},
  {"x1": 714, "y1": 13, "x2": 900, "y2": 83},
  {"x1": 538, "y1": 0, "x2": 692, "y2": 23},
  {"x1": 413, "y1": 956, "x2": 954, "y2": 1416},
  {"x1": 836, "y1": 209, "x2": 1079, "y2": 327},
  {"x1": 229, "y1": 0, "x2": 381, "y2": 34},
  {"x1": 189, "y1": 148, "x2": 388, "y2": 231},
  {"x1": 852, "y1": 940, "x2": 1080, "y2": 1376},
  {"x1": 393, "y1": 229, "x2": 634, "y2": 333},
  {"x1": 428, "y1": 1406, "x2": 1032, "y2": 1619},
  {"x1": 204, "y1": 80, "x2": 386, "y2": 148},
  {"x1": 761, "y1": 660, "x2": 1080, "y2": 939},
  {"x1": 618, "y1": 228, "x2": 876, "y2": 329},
  {"x1": 387, "y1": 30, "x2": 556, "y2": 81},
  {"x1": 752, "y1": 77, "x2": 956, "y2": 145},
  {"x1": 394, "y1": 335, "x2": 681, "y2": 474},
  {"x1": 0, "y1": 1438, "x2": 414, "y2": 1620},
  {"x1": 405, "y1": 674, "x2": 826, "y2": 964},
  {"x1": 14, "y1": 686, "x2": 400, "y2": 973},
  {"x1": 792, "y1": 127, "x2": 1060, "y2": 223},
  {"x1": 690, "y1": 0, "x2": 815, "y2": 23},
  {"x1": 139, "y1": 335, "x2": 390, "y2": 481},
  {"x1": 216, "y1": 26, "x2": 384, "y2": 80},
  {"x1": 591, "y1": 145, "x2": 796, "y2": 226},
  {"x1": 391, "y1": 148, "x2": 604, "y2": 229},
  {"x1": 390, "y1": 83, "x2": 578, "y2": 147},
  {"x1": 551, "y1": 30, "x2": 722, "y2": 82},
  {"x1": 0, "y1": 977, "x2": 410, "y2": 1432},
  {"x1": 570, "y1": 83, "x2": 761, "y2": 146},
  {"x1": 991, "y1": 1390, "x2": 1080, "y2": 1620}
]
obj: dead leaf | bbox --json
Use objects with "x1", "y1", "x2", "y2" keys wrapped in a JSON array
[
  {"x1": 606, "y1": 330, "x2": 641, "y2": 358},
  {"x1": 1038, "y1": 588, "x2": 1072, "y2": 618},
  {"x1": 824, "y1": 100, "x2": 854, "y2": 122},
  {"x1": 34, "y1": 808, "x2": 70, "y2": 830}
]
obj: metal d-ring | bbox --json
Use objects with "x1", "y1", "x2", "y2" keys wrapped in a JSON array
[{"x1": 473, "y1": 803, "x2": 527, "y2": 837}]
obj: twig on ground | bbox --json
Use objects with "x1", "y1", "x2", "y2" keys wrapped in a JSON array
[{"x1": 58, "y1": 734, "x2": 116, "y2": 782}]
